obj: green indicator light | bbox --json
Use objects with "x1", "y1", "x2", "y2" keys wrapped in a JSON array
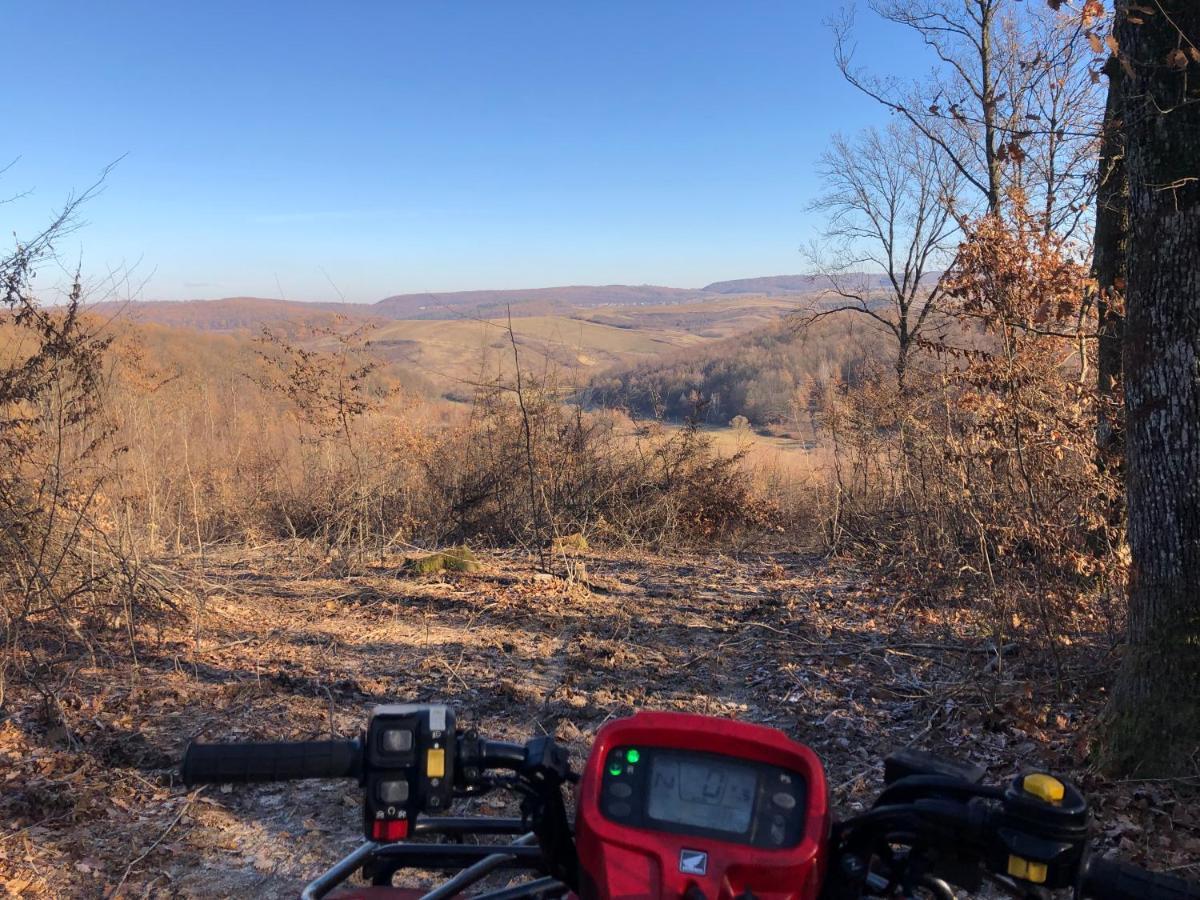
[
  {"x1": 625, "y1": 749, "x2": 641, "y2": 764},
  {"x1": 608, "y1": 764, "x2": 623, "y2": 776}
]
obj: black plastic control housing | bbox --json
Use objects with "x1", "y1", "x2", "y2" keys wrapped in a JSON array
[
  {"x1": 363, "y1": 704, "x2": 456, "y2": 839},
  {"x1": 988, "y1": 772, "x2": 1089, "y2": 890}
]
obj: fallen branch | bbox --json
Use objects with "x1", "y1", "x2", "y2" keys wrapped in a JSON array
[{"x1": 105, "y1": 788, "x2": 204, "y2": 898}]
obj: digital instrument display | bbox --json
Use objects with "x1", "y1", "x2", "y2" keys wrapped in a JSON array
[
  {"x1": 646, "y1": 752, "x2": 758, "y2": 833},
  {"x1": 579, "y1": 712, "x2": 830, "y2": 900},
  {"x1": 599, "y1": 744, "x2": 807, "y2": 848}
]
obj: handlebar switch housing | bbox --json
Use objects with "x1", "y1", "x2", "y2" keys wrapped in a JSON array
[
  {"x1": 988, "y1": 771, "x2": 1089, "y2": 889},
  {"x1": 363, "y1": 704, "x2": 457, "y2": 841}
]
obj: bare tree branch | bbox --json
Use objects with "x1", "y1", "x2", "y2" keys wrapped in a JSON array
[{"x1": 803, "y1": 121, "x2": 961, "y2": 386}]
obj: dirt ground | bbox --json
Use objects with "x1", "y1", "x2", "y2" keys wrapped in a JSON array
[{"x1": 1, "y1": 544, "x2": 1197, "y2": 898}]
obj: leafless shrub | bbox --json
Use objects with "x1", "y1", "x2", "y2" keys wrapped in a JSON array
[
  {"x1": 814, "y1": 205, "x2": 1124, "y2": 639},
  {"x1": 425, "y1": 376, "x2": 778, "y2": 552},
  {"x1": 1, "y1": 191, "x2": 176, "y2": 699}
]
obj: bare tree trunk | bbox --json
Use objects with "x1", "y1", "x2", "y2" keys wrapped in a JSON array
[
  {"x1": 977, "y1": 0, "x2": 1002, "y2": 213},
  {"x1": 895, "y1": 342, "x2": 909, "y2": 392},
  {"x1": 1105, "y1": 1, "x2": 1200, "y2": 776},
  {"x1": 1093, "y1": 55, "x2": 1127, "y2": 457}
]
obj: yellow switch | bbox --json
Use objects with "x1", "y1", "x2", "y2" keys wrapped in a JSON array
[
  {"x1": 1007, "y1": 856, "x2": 1048, "y2": 884},
  {"x1": 1022, "y1": 773, "x2": 1065, "y2": 805},
  {"x1": 427, "y1": 748, "x2": 445, "y2": 778}
]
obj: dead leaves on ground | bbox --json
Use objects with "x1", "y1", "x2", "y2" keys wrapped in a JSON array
[{"x1": 1, "y1": 544, "x2": 1197, "y2": 895}]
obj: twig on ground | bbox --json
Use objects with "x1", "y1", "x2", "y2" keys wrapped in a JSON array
[{"x1": 106, "y1": 788, "x2": 204, "y2": 899}]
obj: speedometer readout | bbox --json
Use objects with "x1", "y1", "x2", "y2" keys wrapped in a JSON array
[{"x1": 646, "y1": 753, "x2": 757, "y2": 833}]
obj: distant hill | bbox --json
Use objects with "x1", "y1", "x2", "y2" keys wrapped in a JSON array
[
  {"x1": 700, "y1": 274, "x2": 897, "y2": 295},
  {"x1": 76, "y1": 275, "x2": 908, "y2": 401},
  {"x1": 373, "y1": 284, "x2": 707, "y2": 318},
  {"x1": 701, "y1": 275, "x2": 827, "y2": 295},
  {"x1": 87, "y1": 273, "x2": 886, "y2": 336},
  {"x1": 90, "y1": 297, "x2": 374, "y2": 333},
  {"x1": 96, "y1": 316, "x2": 440, "y2": 401}
]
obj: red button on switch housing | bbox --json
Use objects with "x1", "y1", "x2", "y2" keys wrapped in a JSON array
[{"x1": 372, "y1": 819, "x2": 409, "y2": 842}]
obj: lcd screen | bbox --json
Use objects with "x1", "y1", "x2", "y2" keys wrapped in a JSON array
[{"x1": 646, "y1": 752, "x2": 757, "y2": 834}]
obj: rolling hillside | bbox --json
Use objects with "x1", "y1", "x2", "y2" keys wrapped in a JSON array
[
  {"x1": 701, "y1": 274, "x2": 827, "y2": 294},
  {"x1": 701, "y1": 274, "x2": 895, "y2": 294},
  {"x1": 574, "y1": 294, "x2": 799, "y2": 337},
  {"x1": 352, "y1": 313, "x2": 712, "y2": 389},
  {"x1": 372, "y1": 283, "x2": 708, "y2": 318},
  {"x1": 91, "y1": 273, "x2": 837, "y2": 332},
  {"x1": 89, "y1": 297, "x2": 377, "y2": 333},
  {"x1": 585, "y1": 314, "x2": 890, "y2": 425},
  {"x1": 85, "y1": 276, "x2": 842, "y2": 392}
]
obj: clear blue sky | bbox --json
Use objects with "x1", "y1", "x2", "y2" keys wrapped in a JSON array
[{"x1": 6, "y1": 1, "x2": 926, "y2": 302}]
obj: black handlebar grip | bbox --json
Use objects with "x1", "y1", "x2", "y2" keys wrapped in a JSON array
[
  {"x1": 181, "y1": 739, "x2": 362, "y2": 786},
  {"x1": 1082, "y1": 856, "x2": 1200, "y2": 900}
]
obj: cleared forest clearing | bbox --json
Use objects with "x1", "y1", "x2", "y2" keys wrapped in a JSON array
[{"x1": 2, "y1": 545, "x2": 1193, "y2": 898}]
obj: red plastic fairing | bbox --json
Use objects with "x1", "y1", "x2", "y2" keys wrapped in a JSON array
[{"x1": 575, "y1": 712, "x2": 829, "y2": 900}]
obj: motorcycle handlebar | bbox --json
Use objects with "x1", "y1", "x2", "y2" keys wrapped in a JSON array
[
  {"x1": 1081, "y1": 856, "x2": 1200, "y2": 900},
  {"x1": 179, "y1": 725, "x2": 1199, "y2": 900},
  {"x1": 181, "y1": 739, "x2": 363, "y2": 786},
  {"x1": 179, "y1": 734, "x2": 529, "y2": 789},
  {"x1": 474, "y1": 739, "x2": 528, "y2": 771}
]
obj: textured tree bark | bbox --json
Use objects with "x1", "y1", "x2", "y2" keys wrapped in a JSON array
[
  {"x1": 1105, "y1": 2, "x2": 1200, "y2": 776},
  {"x1": 1093, "y1": 56, "x2": 1127, "y2": 457}
]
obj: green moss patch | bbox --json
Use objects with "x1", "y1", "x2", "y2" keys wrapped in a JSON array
[{"x1": 401, "y1": 546, "x2": 479, "y2": 576}]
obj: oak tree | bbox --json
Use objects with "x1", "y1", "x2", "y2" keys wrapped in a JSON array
[{"x1": 1105, "y1": 0, "x2": 1200, "y2": 776}]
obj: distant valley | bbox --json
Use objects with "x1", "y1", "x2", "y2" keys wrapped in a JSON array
[
  {"x1": 88, "y1": 276, "x2": 839, "y2": 390},
  {"x1": 91, "y1": 274, "x2": 840, "y2": 330},
  {"x1": 88, "y1": 275, "x2": 890, "y2": 423}
]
